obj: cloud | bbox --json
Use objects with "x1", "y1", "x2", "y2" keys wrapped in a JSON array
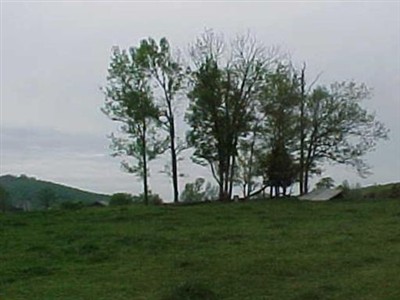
[
  {"x1": 0, "y1": 126, "x2": 212, "y2": 200},
  {"x1": 1, "y1": 2, "x2": 399, "y2": 197}
]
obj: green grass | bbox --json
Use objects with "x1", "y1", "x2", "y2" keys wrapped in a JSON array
[
  {"x1": 1, "y1": 199, "x2": 400, "y2": 299},
  {"x1": 358, "y1": 182, "x2": 400, "y2": 199}
]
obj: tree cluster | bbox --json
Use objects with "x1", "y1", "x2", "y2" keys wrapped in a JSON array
[{"x1": 103, "y1": 30, "x2": 388, "y2": 203}]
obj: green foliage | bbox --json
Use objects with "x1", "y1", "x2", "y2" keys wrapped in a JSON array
[
  {"x1": 260, "y1": 63, "x2": 300, "y2": 149},
  {"x1": 339, "y1": 181, "x2": 366, "y2": 200},
  {"x1": 103, "y1": 42, "x2": 166, "y2": 205},
  {"x1": 136, "y1": 37, "x2": 187, "y2": 203},
  {"x1": 106, "y1": 37, "x2": 186, "y2": 204},
  {"x1": 180, "y1": 178, "x2": 219, "y2": 202},
  {"x1": 187, "y1": 31, "x2": 270, "y2": 200},
  {"x1": 234, "y1": 125, "x2": 262, "y2": 198},
  {"x1": 60, "y1": 201, "x2": 84, "y2": 210},
  {"x1": 0, "y1": 184, "x2": 10, "y2": 212},
  {"x1": 301, "y1": 82, "x2": 388, "y2": 184},
  {"x1": 263, "y1": 142, "x2": 297, "y2": 197},
  {"x1": 109, "y1": 193, "x2": 133, "y2": 206},
  {"x1": 315, "y1": 177, "x2": 335, "y2": 190},
  {"x1": 132, "y1": 192, "x2": 163, "y2": 205},
  {"x1": 389, "y1": 183, "x2": 400, "y2": 198},
  {"x1": 37, "y1": 188, "x2": 56, "y2": 209},
  {"x1": 361, "y1": 182, "x2": 400, "y2": 199},
  {"x1": 180, "y1": 178, "x2": 206, "y2": 203},
  {"x1": 103, "y1": 31, "x2": 388, "y2": 203},
  {"x1": 1, "y1": 199, "x2": 399, "y2": 299},
  {"x1": 0, "y1": 175, "x2": 109, "y2": 210}
]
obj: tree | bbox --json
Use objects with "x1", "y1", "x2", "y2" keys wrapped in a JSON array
[
  {"x1": 299, "y1": 81, "x2": 389, "y2": 194},
  {"x1": 258, "y1": 64, "x2": 301, "y2": 197},
  {"x1": 137, "y1": 37, "x2": 186, "y2": 203},
  {"x1": 187, "y1": 30, "x2": 273, "y2": 200},
  {"x1": 37, "y1": 188, "x2": 56, "y2": 209},
  {"x1": 260, "y1": 142, "x2": 297, "y2": 198},
  {"x1": 180, "y1": 178, "x2": 206, "y2": 203},
  {"x1": 315, "y1": 177, "x2": 335, "y2": 190},
  {"x1": 234, "y1": 125, "x2": 262, "y2": 199},
  {"x1": 103, "y1": 45, "x2": 162, "y2": 205},
  {"x1": 0, "y1": 184, "x2": 10, "y2": 212},
  {"x1": 109, "y1": 193, "x2": 134, "y2": 206},
  {"x1": 298, "y1": 65, "x2": 307, "y2": 195}
]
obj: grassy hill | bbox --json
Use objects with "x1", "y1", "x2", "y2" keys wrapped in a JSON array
[
  {"x1": 1, "y1": 198, "x2": 399, "y2": 299},
  {"x1": 0, "y1": 174, "x2": 110, "y2": 210},
  {"x1": 358, "y1": 182, "x2": 400, "y2": 199}
]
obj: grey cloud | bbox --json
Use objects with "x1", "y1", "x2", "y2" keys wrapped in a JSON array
[{"x1": 1, "y1": 2, "x2": 399, "y2": 196}]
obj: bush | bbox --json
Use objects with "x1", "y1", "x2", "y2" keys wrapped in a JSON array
[
  {"x1": 389, "y1": 184, "x2": 400, "y2": 199},
  {"x1": 109, "y1": 193, "x2": 133, "y2": 206},
  {"x1": 132, "y1": 192, "x2": 163, "y2": 205},
  {"x1": 180, "y1": 178, "x2": 219, "y2": 203},
  {"x1": 181, "y1": 178, "x2": 205, "y2": 203}
]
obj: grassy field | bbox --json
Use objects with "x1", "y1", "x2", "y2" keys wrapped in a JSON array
[{"x1": 1, "y1": 198, "x2": 399, "y2": 300}]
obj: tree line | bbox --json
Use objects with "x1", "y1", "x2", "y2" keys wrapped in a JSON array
[{"x1": 102, "y1": 30, "x2": 388, "y2": 204}]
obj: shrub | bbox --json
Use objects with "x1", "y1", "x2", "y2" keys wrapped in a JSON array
[
  {"x1": 180, "y1": 178, "x2": 218, "y2": 202},
  {"x1": 389, "y1": 184, "x2": 400, "y2": 199},
  {"x1": 132, "y1": 192, "x2": 163, "y2": 205},
  {"x1": 181, "y1": 178, "x2": 205, "y2": 203},
  {"x1": 109, "y1": 193, "x2": 133, "y2": 206}
]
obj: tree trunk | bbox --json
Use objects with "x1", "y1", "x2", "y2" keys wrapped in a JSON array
[
  {"x1": 218, "y1": 151, "x2": 225, "y2": 201},
  {"x1": 228, "y1": 153, "x2": 236, "y2": 200},
  {"x1": 246, "y1": 184, "x2": 268, "y2": 199},
  {"x1": 304, "y1": 167, "x2": 309, "y2": 194},
  {"x1": 299, "y1": 66, "x2": 306, "y2": 195},
  {"x1": 168, "y1": 114, "x2": 179, "y2": 203},
  {"x1": 224, "y1": 156, "x2": 230, "y2": 200},
  {"x1": 228, "y1": 136, "x2": 239, "y2": 200},
  {"x1": 142, "y1": 121, "x2": 149, "y2": 205},
  {"x1": 246, "y1": 131, "x2": 257, "y2": 198},
  {"x1": 275, "y1": 185, "x2": 279, "y2": 198}
]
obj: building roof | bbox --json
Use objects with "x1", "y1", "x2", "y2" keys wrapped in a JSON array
[{"x1": 298, "y1": 188, "x2": 343, "y2": 201}]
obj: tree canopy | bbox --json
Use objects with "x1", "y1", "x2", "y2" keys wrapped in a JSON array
[{"x1": 103, "y1": 29, "x2": 389, "y2": 202}]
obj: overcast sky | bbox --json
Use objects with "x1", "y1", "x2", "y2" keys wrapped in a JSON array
[{"x1": 1, "y1": 1, "x2": 399, "y2": 200}]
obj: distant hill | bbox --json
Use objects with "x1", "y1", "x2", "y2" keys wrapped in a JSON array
[
  {"x1": 0, "y1": 174, "x2": 110, "y2": 210},
  {"x1": 359, "y1": 182, "x2": 400, "y2": 199}
]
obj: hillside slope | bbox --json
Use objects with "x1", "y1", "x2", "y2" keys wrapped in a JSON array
[
  {"x1": 0, "y1": 174, "x2": 110, "y2": 210},
  {"x1": 359, "y1": 182, "x2": 400, "y2": 199},
  {"x1": 0, "y1": 199, "x2": 399, "y2": 299}
]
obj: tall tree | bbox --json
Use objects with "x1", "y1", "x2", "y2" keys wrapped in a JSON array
[
  {"x1": 187, "y1": 30, "x2": 273, "y2": 200},
  {"x1": 137, "y1": 38, "x2": 186, "y2": 203},
  {"x1": 299, "y1": 65, "x2": 306, "y2": 195},
  {"x1": 299, "y1": 82, "x2": 389, "y2": 194},
  {"x1": 103, "y1": 46, "x2": 161, "y2": 205},
  {"x1": 255, "y1": 64, "x2": 301, "y2": 197}
]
